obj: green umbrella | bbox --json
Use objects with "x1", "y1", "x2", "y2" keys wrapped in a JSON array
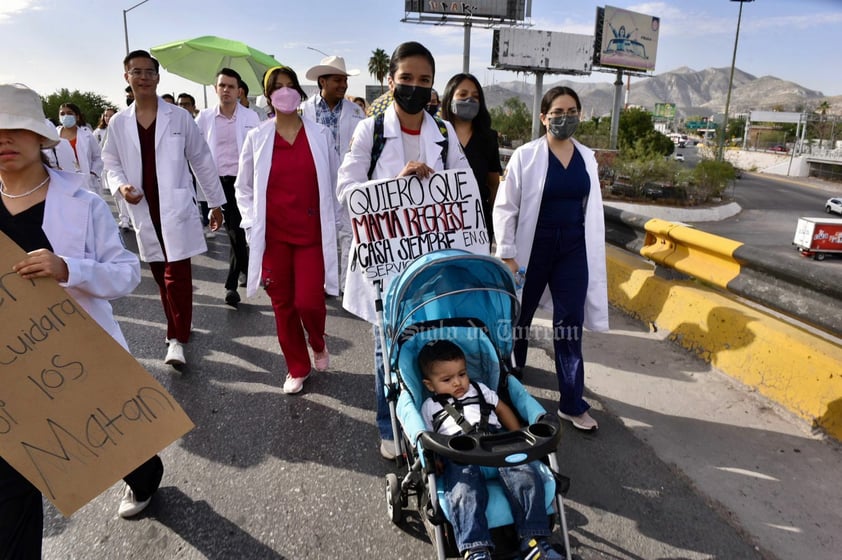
[{"x1": 150, "y1": 35, "x2": 282, "y2": 95}]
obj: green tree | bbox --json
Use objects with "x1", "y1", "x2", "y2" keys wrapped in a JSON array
[
  {"x1": 368, "y1": 48, "x2": 389, "y2": 95},
  {"x1": 42, "y1": 89, "x2": 113, "y2": 128},
  {"x1": 577, "y1": 116, "x2": 612, "y2": 149},
  {"x1": 489, "y1": 97, "x2": 531, "y2": 144}
]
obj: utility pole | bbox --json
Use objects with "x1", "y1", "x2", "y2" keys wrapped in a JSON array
[{"x1": 718, "y1": 0, "x2": 754, "y2": 161}]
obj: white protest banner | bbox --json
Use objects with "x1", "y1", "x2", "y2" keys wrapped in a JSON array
[
  {"x1": 0, "y1": 232, "x2": 193, "y2": 516},
  {"x1": 346, "y1": 168, "x2": 490, "y2": 281}
]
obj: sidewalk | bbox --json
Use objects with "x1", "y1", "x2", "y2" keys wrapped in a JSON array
[{"x1": 529, "y1": 306, "x2": 842, "y2": 560}]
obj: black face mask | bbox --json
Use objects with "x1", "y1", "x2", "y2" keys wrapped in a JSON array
[
  {"x1": 393, "y1": 84, "x2": 432, "y2": 115},
  {"x1": 126, "y1": 97, "x2": 134, "y2": 106},
  {"x1": 426, "y1": 104, "x2": 439, "y2": 116}
]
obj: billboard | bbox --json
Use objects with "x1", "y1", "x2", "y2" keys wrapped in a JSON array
[
  {"x1": 654, "y1": 103, "x2": 676, "y2": 119},
  {"x1": 492, "y1": 28, "x2": 593, "y2": 74},
  {"x1": 593, "y1": 5, "x2": 660, "y2": 72},
  {"x1": 404, "y1": 0, "x2": 529, "y2": 20}
]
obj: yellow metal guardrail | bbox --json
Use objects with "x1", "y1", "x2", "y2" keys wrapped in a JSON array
[{"x1": 640, "y1": 218, "x2": 743, "y2": 288}]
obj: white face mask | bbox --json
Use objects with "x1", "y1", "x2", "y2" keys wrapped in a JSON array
[{"x1": 59, "y1": 114, "x2": 77, "y2": 128}]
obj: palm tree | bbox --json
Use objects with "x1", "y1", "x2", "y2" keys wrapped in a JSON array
[
  {"x1": 368, "y1": 48, "x2": 389, "y2": 94},
  {"x1": 816, "y1": 100, "x2": 831, "y2": 150}
]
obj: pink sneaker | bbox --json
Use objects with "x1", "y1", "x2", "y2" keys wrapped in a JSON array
[{"x1": 313, "y1": 346, "x2": 330, "y2": 371}]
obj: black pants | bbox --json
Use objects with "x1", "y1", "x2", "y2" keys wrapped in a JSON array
[
  {"x1": 0, "y1": 455, "x2": 163, "y2": 559},
  {"x1": 221, "y1": 176, "x2": 249, "y2": 291}
]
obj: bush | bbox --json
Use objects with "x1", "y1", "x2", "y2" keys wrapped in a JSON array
[{"x1": 692, "y1": 160, "x2": 736, "y2": 201}]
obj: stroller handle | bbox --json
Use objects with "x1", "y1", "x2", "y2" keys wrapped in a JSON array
[{"x1": 418, "y1": 413, "x2": 562, "y2": 468}]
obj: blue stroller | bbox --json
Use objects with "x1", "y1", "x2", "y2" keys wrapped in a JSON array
[{"x1": 378, "y1": 249, "x2": 572, "y2": 559}]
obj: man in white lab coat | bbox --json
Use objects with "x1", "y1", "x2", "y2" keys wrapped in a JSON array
[
  {"x1": 195, "y1": 68, "x2": 260, "y2": 307},
  {"x1": 301, "y1": 55, "x2": 366, "y2": 290},
  {"x1": 102, "y1": 50, "x2": 226, "y2": 368}
]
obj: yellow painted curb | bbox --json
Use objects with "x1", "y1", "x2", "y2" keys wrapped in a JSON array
[{"x1": 607, "y1": 246, "x2": 842, "y2": 440}]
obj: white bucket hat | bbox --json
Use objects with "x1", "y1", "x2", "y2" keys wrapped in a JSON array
[
  {"x1": 305, "y1": 56, "x2": 360, "y2": 81},
  {"x1": 0, "y1": 83, "x2": 60, "y2": 148}
]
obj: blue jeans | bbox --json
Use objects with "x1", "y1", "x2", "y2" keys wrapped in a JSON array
[
  {"x1": 373, "y1": 325, "x2": 393, "y2": 440},
  {"x1": 443, "y1": 460, "x2": 550, "y2": 554}
]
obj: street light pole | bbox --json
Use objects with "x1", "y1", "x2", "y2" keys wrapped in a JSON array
[
  {"x1": 307, "y1": 46, "x2": 330, "y2": 57},
  {"x1": 123, "y1": 0, "x2": 152, "y2": 55},
  {"x1": 718, "y1": 0, "x2": 754, "y2": 161}
]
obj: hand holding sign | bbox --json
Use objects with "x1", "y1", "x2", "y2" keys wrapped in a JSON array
[
  {"x1": 345, "y1": 168, "x2": 490, "y2": 282},
  {"x1": 0, "y1": 232, "x2": 193, "y2": 516}
]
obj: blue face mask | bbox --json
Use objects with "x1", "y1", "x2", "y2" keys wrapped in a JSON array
[{"x1": 59, "y1": 114, "x2": 77, "y2": 128}]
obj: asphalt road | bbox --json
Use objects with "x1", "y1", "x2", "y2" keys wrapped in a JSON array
[
  {"x1": 38, "y1": 231, "x2": 776, "y2": 560},
  {"x1": 686, "y1": 170, "x2": 842, "y2": 269}
]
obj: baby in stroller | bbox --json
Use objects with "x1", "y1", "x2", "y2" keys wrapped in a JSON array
[{"x1": 419, "y1": 339, "x2": 562, "y2": 560}]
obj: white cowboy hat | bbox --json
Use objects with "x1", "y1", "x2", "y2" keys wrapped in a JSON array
[
  {"x1": 0, "y1": 83, "x2": 60, "y2": 148},
  {"x1": 305, "y1": 56, "x2": 360, "y2": 81}
]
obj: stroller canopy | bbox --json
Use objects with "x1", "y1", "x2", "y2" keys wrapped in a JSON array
[{"x1": 383, "y1": 249, "x2": 519, "y2": 368}]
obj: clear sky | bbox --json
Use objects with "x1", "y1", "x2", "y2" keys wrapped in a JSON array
[{"x1": 1, "y1": 0, "x2": 840, "y2": 114}]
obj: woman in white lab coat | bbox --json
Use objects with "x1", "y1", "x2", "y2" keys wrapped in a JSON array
[
  {"x1": 56, "y1": 102, "x2": 103, "y2": 193},
  {"x1": 236, "y1": 65, "x2": 342, "y2": 395},
  {"x1": 0, "y1": 83, "x2": 161, "y2": 559},
  {"x1": 336, "y1": 41, "x2": 468, "y2": 459},
  {"x1": 493, "y1": 85, "x2": 609, "y2": 432}
]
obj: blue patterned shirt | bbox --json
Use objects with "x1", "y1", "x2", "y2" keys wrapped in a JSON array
[{"x1": 315, "y1": 94, "x2": 342, "y2": 153}]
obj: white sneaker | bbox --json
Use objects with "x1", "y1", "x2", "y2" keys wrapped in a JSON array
[
  {"x1": 380, "y1": 439, "x2": 398, "y2": 460},
  {"x1": 165, "y1": 340, "x2": 185, "y2": 368},
  {"x1": 282, "y1": 372, "x2": 310, "y2": 394},
  {"x1": 117, "y1": 484, "x2": 151, "y2": 518}
]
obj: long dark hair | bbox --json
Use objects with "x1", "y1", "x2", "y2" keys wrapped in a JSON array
[{"x1": 440, "y1": 73, "x2": 492, "y2": 132}]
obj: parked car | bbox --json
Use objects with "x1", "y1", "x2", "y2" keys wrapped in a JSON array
[
  {"x1": 770, "y1": 145, "x2": 788, "y2": 153},
  {"x1": 674, "y1": 153, "x2": 685, "y2": 162},
  {"x1": 826, "y1": 198, "x2": 842, "y2": 216}
]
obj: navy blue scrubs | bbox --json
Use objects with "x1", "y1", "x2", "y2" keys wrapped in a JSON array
[{"x1": 514, "y1": 147, "x2": 591, "y2": 415}]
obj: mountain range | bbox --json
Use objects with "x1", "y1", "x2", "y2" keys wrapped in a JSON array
[{"x1": 482, "y1": 66, "x2": 841, "y2": 119}]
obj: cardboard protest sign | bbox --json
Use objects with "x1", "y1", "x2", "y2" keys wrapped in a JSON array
[
  {"x1": 346, "y1": 168, "x2": 490, "y2": 281},
  {"x1": 0, "y1": 233, "x2": 193, "y2": 516}
]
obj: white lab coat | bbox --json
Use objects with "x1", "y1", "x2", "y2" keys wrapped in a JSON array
[
  {"x1": 235, "y1": 116, "x2": 343, "y2": 298},
  {"x1": 56, "y1": 125, "x2": 103, "y2": 193},
  {"x1": 42, "y1": 168, "x2": 141, "y2": 350},
  {"x1": 336, "y1": 104, "x2": 469, "y2": 324},
  {"x1": 101, "y1": 97, "x2": 225, "y2": 263},
  {"x1": 493, "y1": 136, "x2": 609, "y2": 332},
  {"x1": 194, "y1": 103, "x2": 260, "y2": 173},
  {"x1": 300, "y1": 95, "x2": 366, "y2": 162}
]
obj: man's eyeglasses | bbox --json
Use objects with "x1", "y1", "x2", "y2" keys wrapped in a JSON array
[
  {"x1": 547, "y1": 109, "x2": 579, "y2": 118},
  {"x1": 128, "y1": 69, "x2": 158, "y2": 79}
]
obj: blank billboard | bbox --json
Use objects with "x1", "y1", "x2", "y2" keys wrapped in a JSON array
[
  {"x1": 492, "y1": 28, "x2": 593, "y2": 74},
  {"x1": 593, "y1": 5, "x2": 660, "y2": 72}
]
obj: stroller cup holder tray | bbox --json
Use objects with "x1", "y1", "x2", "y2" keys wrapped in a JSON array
[{"x1": 419, "y1": 413, "x2": 562, "y2": 468}]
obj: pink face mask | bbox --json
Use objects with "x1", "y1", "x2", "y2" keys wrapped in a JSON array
[{"x1": 270, "y1": 87, "x2": 301, "y2": 114}]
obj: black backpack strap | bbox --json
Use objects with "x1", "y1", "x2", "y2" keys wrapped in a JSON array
[
  {"x1": 368, "y1": 113, "x2": 450, "y2": 180},
  {"x1": 432, "y1": 115, "x2": 449, "y2": 169},
  {"x1": 367, "y1": 113, "x2": 386, "y2": 180}
]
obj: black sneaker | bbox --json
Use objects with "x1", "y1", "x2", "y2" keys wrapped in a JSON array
[{"x1": 225, "y1": 289, "x2": 240, "y2": 307}]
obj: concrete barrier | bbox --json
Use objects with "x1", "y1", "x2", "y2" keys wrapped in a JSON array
[
  {"x1": 606, "y1": 246, "x2": 842, "y2": 440},
  {"x1": 605, "y1": 206, "x2": 842, "y2": 338}
]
